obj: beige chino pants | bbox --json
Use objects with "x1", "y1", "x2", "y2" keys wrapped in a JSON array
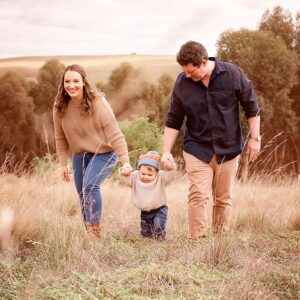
[{"x1": 183, "y1": 151, "x2": 239, "y2": 239}]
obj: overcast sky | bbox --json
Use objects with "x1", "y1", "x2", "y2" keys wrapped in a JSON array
[{"x1": 0, "y1": 0, "x2": 299, "y2": 58}]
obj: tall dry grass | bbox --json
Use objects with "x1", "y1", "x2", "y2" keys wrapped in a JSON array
[{"x1": 0, "y1": 166, "x2": 299, "y2": 299}]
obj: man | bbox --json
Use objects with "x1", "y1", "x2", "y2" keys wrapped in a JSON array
[{"x1": 162, "y1": 41, "x2": 261, "y2": 239}]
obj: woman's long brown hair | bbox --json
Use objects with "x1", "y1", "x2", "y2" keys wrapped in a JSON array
[{"x1": 54, "y1": 64, "x2": 98, "y2": 116}]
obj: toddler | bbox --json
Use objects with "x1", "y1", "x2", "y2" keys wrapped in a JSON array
[{"x1": 119, "y1": 151, "x2": 176, "y2": 241}]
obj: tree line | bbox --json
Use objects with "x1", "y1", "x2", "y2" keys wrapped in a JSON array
[
  {"x1": 217, "y1": 6, "x2": 300, "y2": 176},
  {"x1": 0, "y1": 6, "x2": 299, "y2": 176}
]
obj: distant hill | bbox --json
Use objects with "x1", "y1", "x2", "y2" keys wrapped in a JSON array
[{"x1": 0, "y1": 55, "x2": 180, "y2": 84}]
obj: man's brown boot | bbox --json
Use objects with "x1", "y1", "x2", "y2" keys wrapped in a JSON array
[{"x1": 87, "y1": 222, "x2": 101, "y2": 239}]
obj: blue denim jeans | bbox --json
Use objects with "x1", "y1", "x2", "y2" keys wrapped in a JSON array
[
  {"x1": 140, "y1": 205, "x2": 168, "y2": 240},
  {"x1": 72, "y1": 151, "x2": 118, "y2": 225}
]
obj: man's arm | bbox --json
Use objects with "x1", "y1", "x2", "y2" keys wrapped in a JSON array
[
  {"x1": 163, "y1": 76, "x2": 185, "y2": 169},
  {"x1": 235, "y1": 67, "x2": 261, "y2": 162},
  {"x1": 161, "y1": 127, "x2": 179, "y2": 170},
  {"x1": 247, "y1": 116, "x2": 261, "y2": 162},
  {"x1": 248, "y1": 116, "x2": 260, "y2": 139}
]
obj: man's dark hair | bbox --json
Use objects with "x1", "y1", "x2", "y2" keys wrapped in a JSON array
[{"x1": 176, "y1": 41, "x2": 208, "y2": 66}]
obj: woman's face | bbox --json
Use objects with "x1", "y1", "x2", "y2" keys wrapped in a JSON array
[{"x1": 64, "y1": 70, "x2": 84, "y2": 100}]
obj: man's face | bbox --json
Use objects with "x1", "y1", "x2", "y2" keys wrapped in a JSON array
[{"x1": 181, "y1": 61, "x2": 207, "y2": 81}]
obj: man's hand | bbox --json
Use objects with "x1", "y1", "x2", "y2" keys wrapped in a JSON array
[
  {"x1": 161, "y1": 152, "x2": 175, "y2": 171},
  {"x1": 120, "y1": 162, "x2": 133, "y2": 176},
  {"x1": 247, "y1": 139, "x2": 261, "y2": 162},
  {"x1": 60, "y1": 165, "x2": 70, "y2": 182}
]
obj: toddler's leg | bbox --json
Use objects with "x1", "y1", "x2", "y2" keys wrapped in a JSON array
[
  {"x1": 140, "y1": 211, "x2": 154, "y2": 238},
  {"x1": 153, "y1": 205, "x2": 168, "y2": 241}
]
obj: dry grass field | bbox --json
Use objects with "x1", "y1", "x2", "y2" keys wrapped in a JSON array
[
  {"x1": 0, "y1": 165, "x2": 299, "y2": 299},
  {"x1": 0, "y1": 55, "x2": 180, "y2": 84},
  {"x1": 0, "y1": 54, "x2": 299, "y2": 299}
]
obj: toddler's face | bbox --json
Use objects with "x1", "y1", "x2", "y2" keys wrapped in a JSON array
[{"x1": 139, "y1": 165, "x2": 157, "y2": 183}]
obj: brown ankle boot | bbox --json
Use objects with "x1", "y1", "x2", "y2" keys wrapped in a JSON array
[{"x1": 87, "y1": 222, "x2": 101, "y2": 239}]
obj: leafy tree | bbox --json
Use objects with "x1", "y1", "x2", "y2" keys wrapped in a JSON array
[
  {"x1": 258, "y1": 6, "x2": 300, "y2": 174},
  {"x1": 119, "y1": 117, "x2": 162, "y2": 167},
  {"x1": 99, "y1": 62, "x2": 174, "y2": 126},
  {"x1": 158, "y1": 73, "x2": 174, "y2": 98},
  {"x1": 145, "y1": 74, "x2": 174, "y2": 126},
  {"x1": 217, "y1": 29, "x2": 297, "y2": 98},
  {"x1": 0, "y1": 72, "x2": 40, "y2": 166},
  {"x1": 217, "y1": 28, "x2": 299, "y2": 174},
  {"x1": 294, "y1": 12, "x2": 300, "y2": 55},
  {"x1": 291, "y1": 12, "x2": 300, "y2": 119},
  {"x1": 258, "y1": 6, "x2": 300, "y2": 103},
  {"x1": 105, "y1": 62, "x2": 139, "y2": 94},
  {"x1": 258, "y1": 6, "x2": 300, "y2": 117},
  {"x1": 259, "y1": 6, "x2": 294, "y2": 50},
  {"x1": 29, "y1": 59, "x2": 65, "y2": 114},
  {"x1": 100, "y1": 62, "x2": 144, "y2": 115},
  {"x1": 95, "y1": 80, "x2": 106, "y2": 91}
]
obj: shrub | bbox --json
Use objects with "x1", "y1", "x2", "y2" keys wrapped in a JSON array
[
  {"x1": 30, "y1": 153, "x2": 56, "y2": 176},
  {"x1": 119, "y1": 117, "x2": 162, "y2": 168}
]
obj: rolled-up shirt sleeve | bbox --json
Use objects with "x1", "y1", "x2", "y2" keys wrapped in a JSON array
[
  {"x1": 166, "y1": 82, "x2": 185, "y2": 130},
  {"x1": 235, "y1": 68, "x2": 260, "y2": 119}
]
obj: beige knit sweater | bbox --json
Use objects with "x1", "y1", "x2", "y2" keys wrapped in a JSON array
[
  {"x1": 118, "y1": 169, "x2": 177, "y2": 211},
  {"x1": 53, "y1": 96, "x2": 129, "y2": 166}
]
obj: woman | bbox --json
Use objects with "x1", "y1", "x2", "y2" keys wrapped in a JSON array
[{"x1": 53, "y1": 64, "x2": 132, "y2": 239}]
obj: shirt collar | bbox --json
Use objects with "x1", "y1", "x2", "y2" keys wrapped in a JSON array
[{"x1": 209, "y1": 57, "x2": 226, "y2": 80}]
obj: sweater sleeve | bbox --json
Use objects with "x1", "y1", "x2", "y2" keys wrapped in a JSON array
[
  {"x1": 98, "y1": 97, "x2": 130, "y2": 164},
  {"x1": 118, "y1": 168, "x2": 134, "y2": 186},
  {"x1": 53, "y1": 109, "x2": 69, "y2": 166},
  {"x1": 161, "y1": 169, "x2": 177, "y2": 186}
]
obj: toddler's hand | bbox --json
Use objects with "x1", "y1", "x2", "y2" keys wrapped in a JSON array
[
  {"x1": 161, "y1": 152, "x2": 175, "y2": 171},
  {"x1": 121, "y1": 162, "x2": 133, "y2": 176},
  {"x1": 165, "y1": 159, "x2": 175, "y2": 171}
]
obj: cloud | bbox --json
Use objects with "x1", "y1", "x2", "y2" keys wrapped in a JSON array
[
  {"x1": 0, "y1": 0, "x2": 299, "y2": 58},
  {"x1": 152, "y1": 4, "x2": 223, "y2": 55}
]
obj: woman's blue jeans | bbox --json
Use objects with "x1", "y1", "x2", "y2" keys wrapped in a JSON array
[{"x1": 72, "y1": 151, "x2": 118, "y2": 225}]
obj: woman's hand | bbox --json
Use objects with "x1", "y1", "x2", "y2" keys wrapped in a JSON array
[
  {"x1": 120, "y1": 162, "x2": 133, "y2": 176},
  {"x1": 60, "y1": 165, "x2": 70, "y2": 182}
]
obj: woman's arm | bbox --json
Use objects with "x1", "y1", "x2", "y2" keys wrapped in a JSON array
[
  {"x1": 53, "y1": 110, "x2": 69, "y2": 166},
  {"x1": 98, "y1": 97, "x2": 131, "y2": 166},
  {"x1": 53, "y1": 110, "x2": 70, "y2": 182}
]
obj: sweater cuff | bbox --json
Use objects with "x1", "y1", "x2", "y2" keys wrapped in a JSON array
[
  {"x1": 119, "y1": 152, "x2": 130, "y2": 165},
  {"x1": 58, "y1": 153, "x2": 68, "y2": 166}
]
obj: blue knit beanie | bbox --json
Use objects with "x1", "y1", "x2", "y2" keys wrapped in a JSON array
[{"x1": 137, "y1": 151, "x2": 160, "y2": 170}]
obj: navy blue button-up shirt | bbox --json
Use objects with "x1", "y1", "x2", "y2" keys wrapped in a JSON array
[{"x1": 166, "y1": 58, "x2": 260, "y2": 163}]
